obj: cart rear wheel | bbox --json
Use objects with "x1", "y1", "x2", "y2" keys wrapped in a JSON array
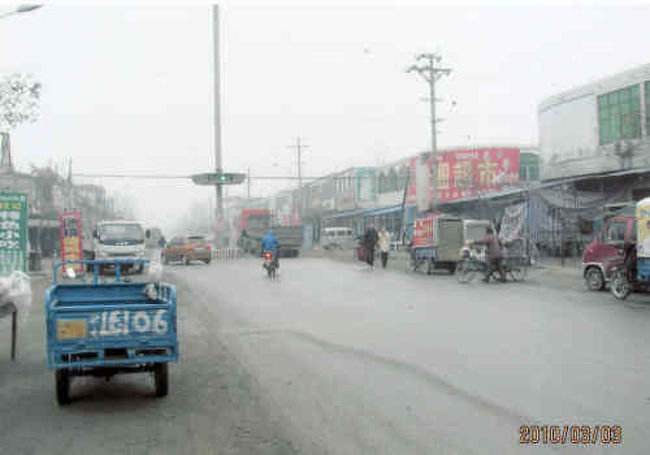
[
  {"x1": 154, "y1": 363, "x2": 169, "y2": 397},
  {"x1": 457, "y1": 261, "x2": 476, "y2": 283},
  {"x1": 55, "y1": 370, "x2": 70, "y2": 405},
  {"x1": 509, "y1": 264, "x2": 527, "y2": 282}
]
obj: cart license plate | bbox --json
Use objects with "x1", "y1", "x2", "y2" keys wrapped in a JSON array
[{"x1": 57, "y1": 320, "x2": 87, "y2": 340}]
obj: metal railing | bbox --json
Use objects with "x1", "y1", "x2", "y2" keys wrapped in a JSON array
[{"x1": 211, "y1": 248, "x2": 241, "y2": 260}]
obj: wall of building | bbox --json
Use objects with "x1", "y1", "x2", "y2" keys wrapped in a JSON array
[{"x1": 539, "y1": 63, "x2": 650, "y2": 180}]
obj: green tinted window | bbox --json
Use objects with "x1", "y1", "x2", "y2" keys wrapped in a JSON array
[{"x1": 598, "y1": 84, "x2": 641, "y2": 145}]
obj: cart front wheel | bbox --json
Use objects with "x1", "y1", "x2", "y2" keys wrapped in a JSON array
[
  {"x1": 154, "y1": 363, "x2": 169, "y2": 397},
  {"x1": 55, "y1": 370, "x2": 70, "y2": 405},
  {"x1": 509, "y1": 264, "x2": 527, "y2": 282}
]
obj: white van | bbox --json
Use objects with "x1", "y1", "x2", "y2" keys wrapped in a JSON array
[
  {"x1": 93, "y1": 220, "x2": 147, "y2": 272},
  {"x1": 322, "y1": 227, "x2": 354, "y2": 250}
]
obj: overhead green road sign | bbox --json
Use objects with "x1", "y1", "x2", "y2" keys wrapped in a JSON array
[{"x1": 191, "y1": 172, "x2": 246, "y2": 185}]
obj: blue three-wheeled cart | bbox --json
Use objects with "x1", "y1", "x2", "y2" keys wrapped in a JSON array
[{"x1": 45, "y1": 259, "x2": 178, "y2": 405}]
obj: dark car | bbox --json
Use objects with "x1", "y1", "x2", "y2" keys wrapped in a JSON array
[{"x1": 162, "y1": 234, "x2": 212, "y2": 265}]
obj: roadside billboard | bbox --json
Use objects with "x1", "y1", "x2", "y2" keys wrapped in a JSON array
[
  {"x1": 0, "y1": 193, "x2": 29, "y2": 275},
  {"x1": 408, "y1": 148, "x2": 520, "y2": 209}
]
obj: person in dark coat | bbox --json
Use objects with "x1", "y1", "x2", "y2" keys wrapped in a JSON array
[
  {"x1": 474, "y1": 226, "x2": 506, "y2": 282},
  {"x1": 363, "y1": 223, "x2": 379, "y2": 270}
]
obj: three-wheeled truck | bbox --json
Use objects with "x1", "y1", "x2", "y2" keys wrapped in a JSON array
[
  {"x1": 45, "y1": 259, "x2": 178, "y2": 405},
  {"x1": 408, "y1": 213, "x2": 464, "y2": 274}
]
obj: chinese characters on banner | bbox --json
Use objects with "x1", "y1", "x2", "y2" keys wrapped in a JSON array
[
  {"x1": 0, "y1": 193, "x2": 28, "y2": 275},
  {"x1": 406, "y1": 148, "x2": 520, "y2": 208},
  {"x1": 59, "y1": 210, "x2": 83, "y2": 273},
  {"x1": 413, "y1": 215, "x2": 436, "y2": 247},
  {"x1": 435, "y1": 148, "x2": 520, "y2": 202}
]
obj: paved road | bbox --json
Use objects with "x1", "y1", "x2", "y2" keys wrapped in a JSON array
[
  {"x1": 1, "y1": 257, "x2": 649, "y2": 454},
  {"x1": 170, "y1": 257, "x2": 650, "y2": 454}
]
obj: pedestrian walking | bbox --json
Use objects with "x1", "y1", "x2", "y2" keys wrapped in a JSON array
[
  {"x1": 473, "y1": 226, "x2": 505, "y2": 282},
  {"x1": 363, "y1": 223, "x2": 379, "y2": 270},
  {"x1": 378, "y1": 226, "x2": 391, "y2": 269}
]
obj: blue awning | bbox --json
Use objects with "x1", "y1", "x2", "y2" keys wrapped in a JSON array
[
  {"x1": 364, "y1": 205, "x2": 404, "y2": 216},
  {"x1": 324, "y1": 204, "x2": 411, "y2": 220},
  {"x1": 325, "y1": 208, "x2": 369, "y2": 219}
]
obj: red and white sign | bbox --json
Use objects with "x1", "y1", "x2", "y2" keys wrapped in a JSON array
[
  {"x1": 406, "y1": 148, "x2": 520, "y2": 208},
  {"x1": 413, "y1": 214, "x2": 436, "y2": 248},
  {"x1": 59, "y1": 210, "x2": 83, "y2": 273}
]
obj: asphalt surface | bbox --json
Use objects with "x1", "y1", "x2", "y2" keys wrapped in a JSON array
[{"x1": 1, "y1": 256, "x2": 649, "y2": 454}]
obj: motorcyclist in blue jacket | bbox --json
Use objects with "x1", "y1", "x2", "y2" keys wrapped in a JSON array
[{"x1": 261, "y1": 229, "x2": 280, "y2": 268}]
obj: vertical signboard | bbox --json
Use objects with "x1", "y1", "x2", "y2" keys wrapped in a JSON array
[
  {"x1": 413, "y1": 214, "x2": 435, "y2": 248},
  {"x1": 59, "y1": 210, "x2": 83, "y2": 273},
  {"x1": 637, "y1": 198, "x2": 650, "y2": 258},
  {"x1": 0, "y1": 193, "x2": 28, "y2": 275}
]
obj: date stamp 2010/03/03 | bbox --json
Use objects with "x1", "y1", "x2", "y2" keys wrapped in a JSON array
[{"x1": 519, "y1": 425, "x2": 622, "y2": 445}]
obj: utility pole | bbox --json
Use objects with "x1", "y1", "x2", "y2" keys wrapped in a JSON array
[
  {"x1": 406, "y1": 53, "x2": 452, "y2": 211},
  {"x1": 212, "y1": 5, "x2": 223, "y2": 223},
  {"x1": 247, "y1": 167, "x2": 251, "y2": 198},
  {"x1": 288, "y1": 137, "x2": 308, "y2": 219}
]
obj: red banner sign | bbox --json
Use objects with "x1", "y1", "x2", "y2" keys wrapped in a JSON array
[
  {"x1": 436, "y1": 148, "x2": 520, "y2": 202},
  {"x1": 406, "y1": 148, "x2": 520, "y2": 207},
  {"x1": 413, "y1": 214, "x2": 435, "y2": 248},
  {"x1": 59, "y1": 210, "x2": 83, "y2": 273}
]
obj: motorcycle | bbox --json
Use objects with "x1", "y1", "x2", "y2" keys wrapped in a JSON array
[{"x1": 262, "y1": 251, "x2": 278, "y2": 279}]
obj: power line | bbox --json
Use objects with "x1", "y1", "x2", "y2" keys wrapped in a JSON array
[{"x1": 71, "y1": 173, "x2": 376, "y2": 181}]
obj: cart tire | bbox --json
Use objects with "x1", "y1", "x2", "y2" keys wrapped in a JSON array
[
  {"x1": 611, "y1": 270, "x2": 631, "y2": 301},
  {"x1": 55, "y1": 370, "x2": 70, "y2": 405},
  {"x1": 154, "y1": 363, "x2": 169, "y2": 397},
  {"x1": 456, "y1": 261, "x2": 475, "y2": 283},
  {"x1": 509, "y1": 265, "x2": 527, "y2": 282}
]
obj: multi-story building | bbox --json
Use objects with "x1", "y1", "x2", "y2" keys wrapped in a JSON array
[{"x1": 539, "y1": 62, "x2": 650, "y2": 180}]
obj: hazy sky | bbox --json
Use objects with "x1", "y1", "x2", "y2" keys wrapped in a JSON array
[{"x1": 2, "y1": 0, "x2": 649, "y2": 232}]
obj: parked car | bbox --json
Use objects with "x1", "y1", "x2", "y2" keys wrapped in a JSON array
[
  {"x1": 582, "y1": 213, "x2": 635, "y2": 290},
  {"x1": 162, "y1": 234, "x2": 212, "y2": 265},
  {"x1": 322, "y1": 227, "x2": 354, "y2": 250}
]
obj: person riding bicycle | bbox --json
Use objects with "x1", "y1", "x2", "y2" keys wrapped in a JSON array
[
  {"x1": 472, "y1": 226, "x2": 506, "y2": 283},
  {"x1": 261, "y1": 229, "x2": 280, "y2": 269}
]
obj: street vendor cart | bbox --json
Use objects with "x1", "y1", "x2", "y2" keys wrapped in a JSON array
[{"x1": 45, "y1": 259, "x2": 178, "y2": 405}]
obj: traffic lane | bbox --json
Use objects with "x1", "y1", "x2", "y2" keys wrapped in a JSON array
[
  {"x1": 171, "y1": 257, "x2": 650, "y2": 453},
  {"x1": 0, "y1": 273, "x2": 296, "y2": 455}
]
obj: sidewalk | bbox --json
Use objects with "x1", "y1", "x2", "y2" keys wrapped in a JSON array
[{"x1": 302, "y1": 247, "x2": 584, "y2": 284}]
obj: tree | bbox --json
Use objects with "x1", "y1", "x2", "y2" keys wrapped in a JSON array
[
  {"x1": 0, "y1": 73, "x2": 41, "y2": 132},
  {"x1": 0, "y1": 74, "x2": 41, "y2": 172}
]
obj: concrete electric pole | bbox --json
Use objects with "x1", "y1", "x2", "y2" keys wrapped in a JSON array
[
  {"x1": 212, "y1": 5, "x2": 223, "y2": 222},
  {"x1": 406, "y1": 53, "x2": 451, "y2": 211},
  {"x1": 288, "y1": 137, "x2": 308, "y2": 219}
]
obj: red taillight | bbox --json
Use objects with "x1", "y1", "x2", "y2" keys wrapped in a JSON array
[{"x1": 264, "y1": 252, "x2": 272, "y2": 259}]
